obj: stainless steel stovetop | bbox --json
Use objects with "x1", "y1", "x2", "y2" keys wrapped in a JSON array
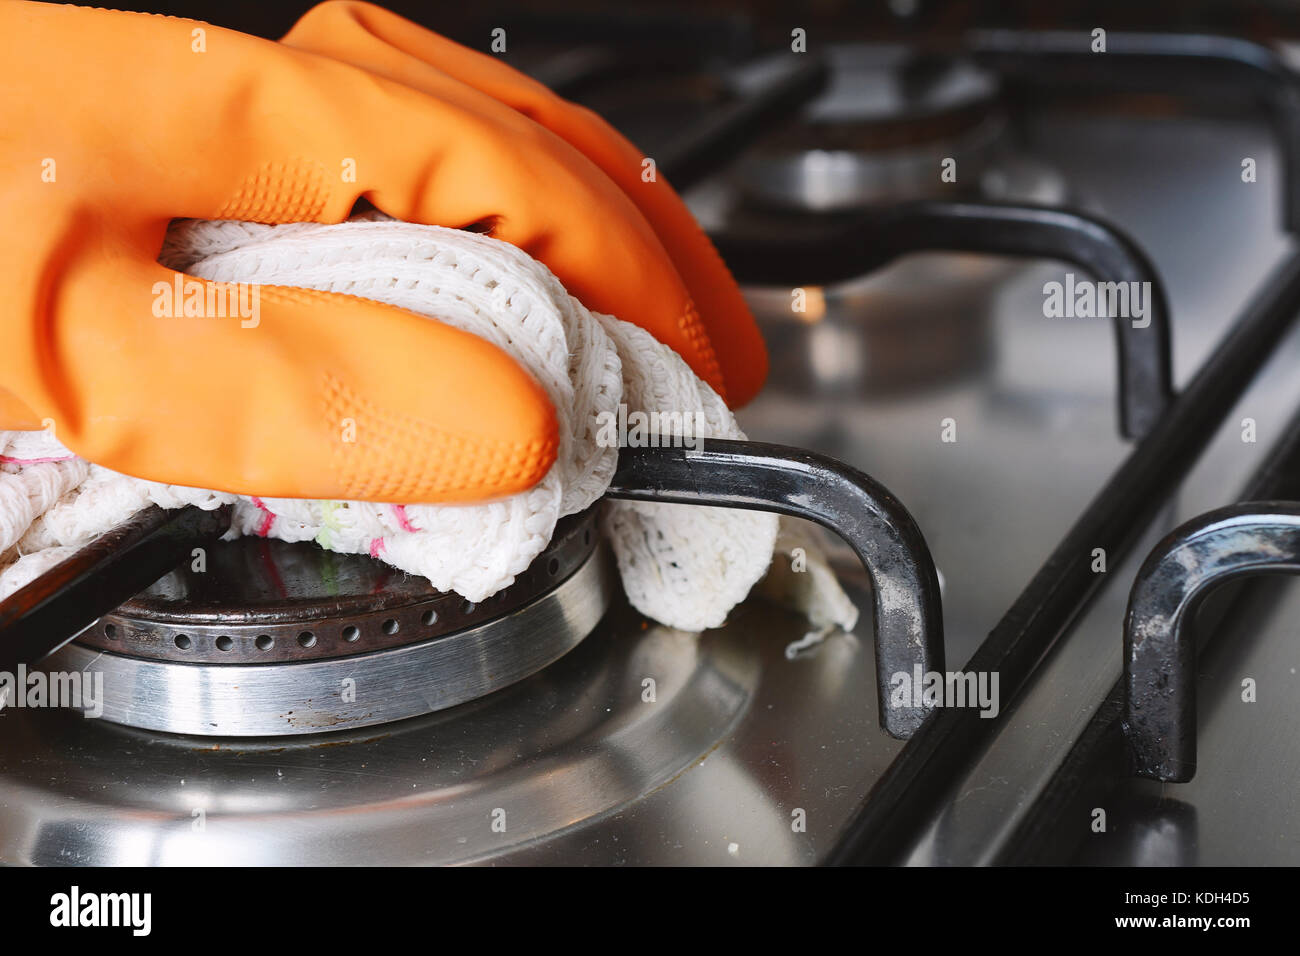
[
  {"x1": 736, "y1": 103, "x2": 1300, "y2": 865},
  {"x1": 4, "y1": 25, "x2": 1300, "y2": 867}
]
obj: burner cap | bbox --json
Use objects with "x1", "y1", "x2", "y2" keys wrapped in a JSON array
[
  {"x1": 737, "y1": 44, "x2": 1005, "y2": 210},
  {"x1": 811, "y1": 45, "x2": 999, "y2": 130}
]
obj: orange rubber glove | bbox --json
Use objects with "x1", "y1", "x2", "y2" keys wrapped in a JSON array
[
  {"x1": 0, "y1": 1, "x2": 766, "y2": 504},
  {"x1": 279, "y1": 0, "x2": 768, "y2": 407}
]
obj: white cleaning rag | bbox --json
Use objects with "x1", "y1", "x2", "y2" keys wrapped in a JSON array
[{"x1": 0, "y1": 216, "x2": 856, "y2": 634}]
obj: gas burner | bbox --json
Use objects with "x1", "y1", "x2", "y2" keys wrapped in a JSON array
[
  {"x1": 47, "y1": 509, "x2": 611, "y2": 737},
  {"x1": 736, "y1": 44, "x2": 1006, "y2": 211},
  {"x1": 0, "y1": 441, "x2": 945, "y2": 865},
  {"x1": 712, "y1": 153, "x2": 1068, "y2": 398},
  {"x1": 678, "y1": 44, "x2": 1071, "y2": 400}
]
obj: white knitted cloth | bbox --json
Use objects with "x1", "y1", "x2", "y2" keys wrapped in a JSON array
[{"x1": 0, "y1": 217, "x2": 856, "y2": 634}]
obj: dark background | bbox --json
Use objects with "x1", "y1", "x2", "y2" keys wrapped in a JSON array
[{"x1": 53, "y1": 1, "x2": 1300, "y2": 48}]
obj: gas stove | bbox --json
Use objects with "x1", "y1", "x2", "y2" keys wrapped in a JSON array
[{"x1": 3, "y1": 8, "x2": 1300, "y2": 869}]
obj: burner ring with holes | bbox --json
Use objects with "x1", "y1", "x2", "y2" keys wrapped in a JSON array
[
  {"x1": 78, "y1": 506, "x2": 600, "y2": 664},
  {"x1": 46, "y1": 506, "x2": 614, "y2": 736}
]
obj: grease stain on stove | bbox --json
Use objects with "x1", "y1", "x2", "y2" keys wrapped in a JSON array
[
  {"x1": 306, "y1": 733, "x2": 389, "y2": 750},
  {"x1": 280, "y1": 708, "x2": 376, "y2": 730}
]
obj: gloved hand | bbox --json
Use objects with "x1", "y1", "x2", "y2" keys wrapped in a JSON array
[
  {"x1": 0, "y1": 1, "x2": 766, "y2": 503},
  {"x1": 277, "y1": 1, "x2": 768, "y2": 405}
]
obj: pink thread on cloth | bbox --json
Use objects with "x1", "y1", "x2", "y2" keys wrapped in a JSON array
[
  {"x1": 391, "y1": 504, "x2": 417, "y2": 533},
  {"x1": 250, "y1": 497, "x2": 275, "y2": 537}
]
